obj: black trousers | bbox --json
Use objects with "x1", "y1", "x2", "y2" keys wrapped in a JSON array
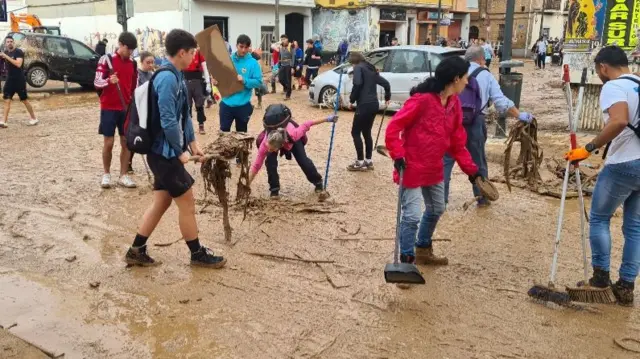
[
  {"x1": 351, "y1": 102, "x2": 379, "y2": 161},
  {"x1": 278, "y1": 65, "x2": 293, "y2": 98},
  {"x1": 305, "y1": 68, "x2": 318, "y2": 85},
  {"x1": 265, "y1": 140, "x2": 322, "y2": 193}
]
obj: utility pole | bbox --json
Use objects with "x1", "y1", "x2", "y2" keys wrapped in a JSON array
[
  {"x1": 275, "y1": 0, "x2": 280, "y2": 38},
  {"x1": 435, "y1": 0, "x2": 442, "y2": 42},
  {"x1": 502, "y1": 0, "x2": 515, "y2": 64},
  {"x1": 538, "y1": 0, "x2": 546, "y2": 40}
]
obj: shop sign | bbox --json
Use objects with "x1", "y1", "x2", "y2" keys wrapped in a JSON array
[{"x1": 380, "y1": 8, "x2": 407, "y2": 21}]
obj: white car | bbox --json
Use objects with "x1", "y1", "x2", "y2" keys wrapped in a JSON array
[{"x1": 308, "y1": 45, "x2": 466, "y2": 110}]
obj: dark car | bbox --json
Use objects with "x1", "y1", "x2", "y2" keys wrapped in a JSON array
[{"x1": 1, "y1": 32, "x2": 99, "y2": 89}]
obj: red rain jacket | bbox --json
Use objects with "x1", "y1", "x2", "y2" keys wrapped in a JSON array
[{"x1": 385, "y1": 92, "x2": 478, "y2": 188}]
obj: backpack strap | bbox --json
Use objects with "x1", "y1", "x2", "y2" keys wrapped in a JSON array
[
  {"x1": 470, "y1": 66, "x2": 489, "y2": 78},
  {"x1": 612, "y1": 75, "x2": 640, "y2": 132}
]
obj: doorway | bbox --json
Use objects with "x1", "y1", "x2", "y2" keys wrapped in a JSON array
[
  {"x1": 261, "y1": 26, "x2": 275, "y2": 65},
  {"x1": 469, "y1": 25, "x2": 479, "y2": 40},
  {"x1": 285, "y1": 13, "x2": 304, "y2": 46},
  {"x1": 203, "y1": 16, "x2": 229, "y2": 40}
]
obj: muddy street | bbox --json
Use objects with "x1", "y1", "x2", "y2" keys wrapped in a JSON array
[{"x1": 1, "y1": 62, "x2": 639, "y2": 358}]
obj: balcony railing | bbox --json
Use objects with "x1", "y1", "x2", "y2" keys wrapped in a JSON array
[{"x1": 543, "y1": 0, "x2": 562, "y2": 11}]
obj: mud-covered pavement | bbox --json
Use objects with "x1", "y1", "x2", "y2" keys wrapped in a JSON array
[{"x1": 1, "y1": 62, "x2": 640, "y2": 358}]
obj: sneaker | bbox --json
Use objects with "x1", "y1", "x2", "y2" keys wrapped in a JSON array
[
  {"x1": 314, "y1": 182, "x2": 324, "y2": 193},
  {"x1": 284, "y1": 96, "x2": 290, "y2": 101},
  {"x1": 0, "y1": 121, "x2": 7, "y2": 128},
  {"x1": 191, "y1": 246, "x2": 227, "y2": 268},
  {"x1": 127, "y1": 164, "x2": 134, "y2": 174},
  {"x1": 415, "y1": 246, "x2": 449, "y2": 266},
  {"x1": 612, "y1": 279, "x2": 634, "y2": 306},
  {"x1": 199, "y1": 124, "x2": 206, "y2": 135},
  {"x1": 125, "y1": 245, "x2": 161, "y2": 267},
  {"x1": 364, "y1": 159, "x2": 374, "y2": 171},
  {"x1": 270, "y1": 190, "x2": 281, "y2": 200},
  {"x1": 101, "y1": 173, "x2": 112, "y2": 188},
  {"x1": 118, "y1": 175, "x2": 137, "y2": 188},
  {"x1": 347, "y1": 160, "x2": 368, "y2": 172},
  {"x1": 28, "y1": 118, "x2": 39, "y2": 126}
]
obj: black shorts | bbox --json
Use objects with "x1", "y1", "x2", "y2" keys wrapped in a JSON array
[
  {"x1": 3, "y1": 80, "x2": 28, "y2": 101},
  {"x1": 99, "y1": 110, "x2": 127, "y2": 137},
  {"x1": 147, "y1": 152, "x2": 195, "y2": 198}
]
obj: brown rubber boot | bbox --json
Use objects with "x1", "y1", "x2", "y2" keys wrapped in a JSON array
[{"x1": 415, "y1": 246, "x2": 448, "y2": 266}]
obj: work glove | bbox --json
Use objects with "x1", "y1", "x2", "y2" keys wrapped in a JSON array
[
  {"x1": 326, "y1": 114, "x2": 339, "y2": 123},
  {"x1": 564, "y1": 147, "x2": 590, "y2": 163},
  {"x1": 518, "y1": 112, "x2": 534, "y2": 123},
  {"x1": 468, "y1": 172, "x2": 482, "y2": 184},
  {"x1": 394, "y1": 158, "x2": 406, "y2": 172},
  {"x1": 205, "y1": 82, "x2": 212, "y2": 95}
]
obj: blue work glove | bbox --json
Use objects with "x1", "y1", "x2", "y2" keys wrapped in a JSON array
[
  {"x1": 326, "y1": 114, "x2": 339, "y2": 123},
  {"x1": 518, "y1": 112, "x2": 534, "y2": 123}
]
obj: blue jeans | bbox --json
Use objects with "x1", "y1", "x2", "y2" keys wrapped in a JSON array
[
  {"x1": 399, "y1": 183, "x2": 446, "y2": 256},
  {"x1": 444, "y1": 116, "x2": 487, "y2": 204},
  {"x1": 590, "y1": 159, "x2": 640, "y2": 282}
]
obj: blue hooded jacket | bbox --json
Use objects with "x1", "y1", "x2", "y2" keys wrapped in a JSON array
[{"x1": 221, "y1": 52, "x2": 263, "y2": 107}]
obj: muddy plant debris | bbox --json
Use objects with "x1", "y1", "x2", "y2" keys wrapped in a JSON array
[
  {"x1": 199, "y1": 133, "x2": 254, "y2": 241},
  {"x1": 504, "y1": 118, "x2": 544, "y2": 192}
]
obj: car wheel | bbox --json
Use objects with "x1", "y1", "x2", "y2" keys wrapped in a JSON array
[
  {"x1": 26, "y1": 66, "x2": 48, "y2": 88},
  {"x1": 319, "y1": 86, "x2": 340, "y2": 109}
]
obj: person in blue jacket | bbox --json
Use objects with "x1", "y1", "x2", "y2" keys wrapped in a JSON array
[
  {"x1": 213, "y1": 34, "x2": 263, "y2": 135},
  {"x1": 293, "y1": 40, "x2": 305, "y2": 90}
]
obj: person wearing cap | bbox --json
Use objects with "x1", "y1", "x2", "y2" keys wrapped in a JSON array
[{"x1": 248, "y1": 104, "x2": 337, "y2": 199}]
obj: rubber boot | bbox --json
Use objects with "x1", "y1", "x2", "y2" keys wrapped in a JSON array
[
  {"x1": 612, "y1": 279, "x2": 635, "y2": 306},
  {"x1": 396, "y1": 254, "x2": 416, "y2": 290},
  {"x1": 415, "y1": 246, "x2": 448, "y2": 266}
]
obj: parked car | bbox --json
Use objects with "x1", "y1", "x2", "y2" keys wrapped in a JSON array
[
  {"x1": 308, "y1": 45, "x2": 466, "y2": 110},
  {"x1": 1, "y1": 32, "x2": 100, "y2": 89}
]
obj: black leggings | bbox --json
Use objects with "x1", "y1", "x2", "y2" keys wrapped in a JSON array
[
  {"x1": 265, "y1": 140, "x2": 322, "y2": 192},
  {"x1": 351, "y1": 102, "x2": 379, "y2": 161}
]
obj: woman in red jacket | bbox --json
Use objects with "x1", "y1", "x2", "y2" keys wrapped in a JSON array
[{"x1": 385, "y1": 56, "x2": 481, "y2": 266}]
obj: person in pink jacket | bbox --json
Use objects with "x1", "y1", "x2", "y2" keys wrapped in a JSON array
[
  {"x1": 385, "y1": 56, "x2": 481, "y2": 266},
  {"x1": 248, "y1": 104, "x2": 338, "y2": 199}
]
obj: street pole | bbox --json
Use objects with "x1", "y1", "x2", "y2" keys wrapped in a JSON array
[
  {"x1": 435, "y1": 0, "x2": 442, "y2": 42},
  {"x1": 122, "y1": 20, "x2": 127, "y2": 32},
  {"x1": 495, "y1": 0, "x2": 516, "y2": 138},
  {"x1": 275, "y1": 0, "x2": 280, "y2": 38},
  {"x1": 538, "y1": 0, "x2": 545, "y2": 40}
]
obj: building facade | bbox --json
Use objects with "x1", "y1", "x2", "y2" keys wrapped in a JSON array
[
  {"x1": 20, "y1": 0, "x2": 314, "y2": 57},
  {"x1": 312, "y1": 0, "x2": 478, "y2": 52},
  {"x1": 470, "y1": 0, "x2": 567, "y2": 57}
]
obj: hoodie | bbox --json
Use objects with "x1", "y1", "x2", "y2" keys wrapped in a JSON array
[
  {"x1": 349, "y1": 61, "x2": 391, "y2": 106},
  {"x1": 221, "y1": 52, "x2": 263, "y2": 107}
]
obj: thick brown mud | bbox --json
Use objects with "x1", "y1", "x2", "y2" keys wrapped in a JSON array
[{"x1": 1, "y1": 61, "x2": 639, "y2": 358}]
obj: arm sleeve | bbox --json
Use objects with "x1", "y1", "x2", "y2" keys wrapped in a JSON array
[
  {"x1": 384, "y1": 97, "x2": 421, "y2": 160},
  {"x1": 448, "y1": 103, "x2": 478, "y2": 176},
  {"x1": 154, "y1": 73, "x2": 185, "y2": 156},
  {"x1": 600, "y1": 82, "x2": 628, "y2": 113},
  {"x1": 376, "y1": 74, "x2": 391, "y2": 101},
  {"x1": 486, "y1": 73, "x2": 515, "y2": 114},
  {"x1": 349, "y1": 66, "x2": 364, "y2": 104},
  {"x1": 287, "y1": 121, "x2": 314, "y2": 141},
  {"x1": 243, "y1": 60, "x2": 264, "y2": 89},
  {"x1": 250, "y1": 140, "x2": 269, "y2": 174},
  {"x1": 201, "y1": 61, "x2": 211, "y2": 84},
  {"x1": 94, "y1": 55, "x2": 110, "y2": 89},
  {"x1": 184, "y1": 106, "x2": 196, "y2": 145}
]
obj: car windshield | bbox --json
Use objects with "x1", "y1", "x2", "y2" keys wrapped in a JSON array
[{"x1": 333, "y1": 52, "x2": 388, "y2": 73}]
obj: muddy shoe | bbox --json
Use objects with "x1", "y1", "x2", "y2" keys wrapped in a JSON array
[
  {"x1": 612, "y1": 279, "x2": 634, "y2": 306},
  {"x1": 191, "y1": 246, "x2": 227, "y2": 269},
  {"x1": 270, "y1": 190, "x2": 281, "y2": 201},
  {"x1": 347, "y1": 160, "x2": 368, "y2": 172},
  {"x1": 199, "y1": 124, "x2": 206, "y2": 135},
  {"x1": 364, "y1": 160, "x2": 374, "y2": 171},
  {"x1": 314, "y1": 182, "x2": 324, "y2": 194},
  {"x1": 578, "y1": 267, "x2": 612, "y2": 288},
  {"x1": 125, "y1": 245, "x2": 162, "y2": 267},
  {"x1": 415, "y1": 246, "x2": 448, "y2": 266}
]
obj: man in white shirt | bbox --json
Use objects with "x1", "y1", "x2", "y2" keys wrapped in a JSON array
[
  {"x1": 535, "y1": 37, "x2": 548, "y2": 69},
  {"x1": 565, "y1": 46, "x2": 640, "y2": 306}
]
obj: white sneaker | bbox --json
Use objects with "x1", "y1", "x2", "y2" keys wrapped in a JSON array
[
  {"x1": 101, "y1": 174, "x2": 112, "y2": 188},
  {"x1": 0, "y1": 122, "x2": 7, "y2": 128},
  {"x1": 28, "y1": 119, "x2": 39, "y2": 126},
  {"x1": 118, "y1": 175, "x2": 137, "y2": 188}
]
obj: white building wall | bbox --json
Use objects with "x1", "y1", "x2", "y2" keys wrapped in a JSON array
[
  {"x1": 190, "y1": 1, "x2": 313, "y2": 50},
  {"x1": 38, "y1": 10, "x2": 183, "y2": 56},
  {"x1": 461, "y1": 13, "x2": 470, "y2": 42}
]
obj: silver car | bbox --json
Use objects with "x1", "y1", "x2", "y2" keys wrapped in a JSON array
[{"x1": 308, "y1": 45, "x2": 466, "y2": 110}]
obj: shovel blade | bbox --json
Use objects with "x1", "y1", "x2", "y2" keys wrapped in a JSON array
[
  {"x1": 376, "y1": 145, "x2": 389, "y2": 157},
  {"x1": 384, "y1": 263, "x2": 426, "y2": 284}
]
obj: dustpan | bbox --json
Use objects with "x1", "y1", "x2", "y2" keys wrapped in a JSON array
[{"x1": 384, "y1": 170, "x2": 426, "y2": 284}]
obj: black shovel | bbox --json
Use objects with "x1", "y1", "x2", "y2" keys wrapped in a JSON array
[
  {"x1": 374, "y1": 107, "x2": 389, "y2": 157},
  {"x1": 384, "y1": 170, "x2": 426, "y2": 285}
]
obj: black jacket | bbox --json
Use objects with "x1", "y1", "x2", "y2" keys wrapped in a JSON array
[
  {"x1": 349, "y1": 61, "x2": 391, "y2": 105},
  {"x1": 95, "y1": 41, "x2": 106, "y2": 56}
]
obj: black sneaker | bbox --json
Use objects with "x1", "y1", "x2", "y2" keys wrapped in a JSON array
[
  {"x1": 191, "y1": 246, "x2": 227, "y2": 268},
  {"x1": 347, "y1": 161, "x2": 368, "y2": 172},
  {"x1": 400, "y1": 254, "x2": 416, "y2": 264},
  {"x1": 612, "y1": 279, "x2": 635, "y2": 306},
  {"x1": 314, "y1": 182, "x2": 324, "y2": 193},
  {"x1": 125, "y1": 245, "x2": 161, "y2": 267},
  {"x1": 270, "y1": 190, "x2": 281, "y2": 200}
]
